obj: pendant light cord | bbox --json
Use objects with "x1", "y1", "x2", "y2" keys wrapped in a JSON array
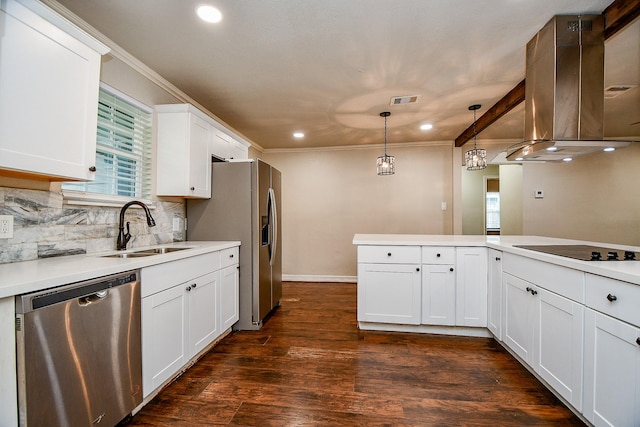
[{"x1": 384, "y1": 114, "x2": 388, "y2": 155}]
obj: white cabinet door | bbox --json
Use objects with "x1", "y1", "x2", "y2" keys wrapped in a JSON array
[
  {"x1": 220, "y1": 265, "x2": 240, "y2": 331},
  {"x1": 455, "y1": 248, "x2": 487, "y2": 327},
  {"x1": 0, "y1": 0, "x2": 106, "y2": 181},
  {"x1": 584, "y1": 309, "x2": 640, "y2": 427},
  {"x1": 421, "y1": 264, "x2": 455, "y2": 325},
  {"x1": 156, "y1": 105, "x2": 212, "y2": 198},
  {"x1": 229, "y1": 140, "x2": 248, "y2": 160},
  {"x1": 503, "y1": 273, "x2": 536, "y2": 364},
  {"x1": 357, "y1": 263, "x2": 421, "y2": 325},
  {"x1": 536, "y1": 289, "x2": 584, "y2": 411},
  {"x1": 211, "y1": 129, "x2": 231, "y2": 160},
  {"x1": 187, "y1": 271, "x2": 219, "y2": 356},
  {"x1": 141, "y1": 284, "x2": 187, "y2": 397},
  {"x1": 487, "y1": 249, "x2": 503, "y2": 339}
]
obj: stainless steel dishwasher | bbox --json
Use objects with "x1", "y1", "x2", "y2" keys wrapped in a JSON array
[{"x1": 15, "y1": 270, "x2": 142, "y2": 426}]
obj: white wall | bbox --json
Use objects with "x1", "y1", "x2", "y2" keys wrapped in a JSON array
[{"x1": 263, "y1": 143, "x2": 454, "y2": 279}]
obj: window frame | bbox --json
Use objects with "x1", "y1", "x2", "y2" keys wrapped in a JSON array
[{"x1": 63, "y1": 83, "x2": 153, "y2": 207}]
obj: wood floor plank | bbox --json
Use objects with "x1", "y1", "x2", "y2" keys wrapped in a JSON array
[{"x1": 124, "y1": 282, "x2": 584, "y2": 426}]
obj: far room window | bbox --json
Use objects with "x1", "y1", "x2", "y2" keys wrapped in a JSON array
[
  {"x1": 63, "y1": 84, "x2": 152, "y2": 200},
  {"x1": 486, "y1": 192, "x2": 500, "y2": 231}
]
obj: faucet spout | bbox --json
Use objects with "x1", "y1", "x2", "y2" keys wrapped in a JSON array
[{"x1": 117, "y1": 201, "x2": 156, "y2": 250}]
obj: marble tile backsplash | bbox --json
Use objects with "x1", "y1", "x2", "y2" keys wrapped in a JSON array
[{"x1": 0, "y1": 186, "x2": 185, "y2": 264}]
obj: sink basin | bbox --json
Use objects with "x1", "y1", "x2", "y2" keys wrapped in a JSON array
[
  {"x1": 101, "y1": 246, "x2": 192, "y2": 258},
  {"x1": 131, "y1": 247, "x2": 191, "y2": 255}
]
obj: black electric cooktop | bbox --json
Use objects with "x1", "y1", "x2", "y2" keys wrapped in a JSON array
[{"x1": 514, "y1": 245, "x2": 640, "y2": 261}]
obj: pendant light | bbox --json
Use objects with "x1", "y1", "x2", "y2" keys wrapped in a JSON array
[
  {"x1": 376, "y1": 112, "x2": 395, "y2": 175},
  {"x1": 465, "y1": 104, "x2": 487, "y2": 170}
]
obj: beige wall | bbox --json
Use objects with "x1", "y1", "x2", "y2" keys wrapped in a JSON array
[
  {"x1": 499, "y1": 164, "x2": 523, "y2": 235},
  {"x1": 262, "y1": 144, "x2": 454, "y2": 279},
  {"x1": 522, "y1": 143, "x2": 640, "y2": 245}
]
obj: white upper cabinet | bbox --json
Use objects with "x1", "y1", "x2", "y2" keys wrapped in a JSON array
[
  {"x1": 156, "y1": 104, "x2": 212, "y2": 198},
  {"x1": 0, "y1": 0, "x2": 109, "y2": 181},
  {"x1": 212, "y1": 129, "x2": 248, "y2": 161}
]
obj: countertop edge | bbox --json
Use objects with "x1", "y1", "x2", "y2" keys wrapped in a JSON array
[
  {"x1": 353, "y1": 234, "x2": 640, "y2": 285},
  {"x1": 0, "y1": 241, "x2": 241, "y2": 299}
]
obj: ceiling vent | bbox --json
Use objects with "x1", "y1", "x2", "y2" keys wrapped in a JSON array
[
  {"x1": 604, "y1": 85, "x2": 637, "y2": 99},
  {"x1": 390, "y1": 95, "x2": 420, "y2": 105}
]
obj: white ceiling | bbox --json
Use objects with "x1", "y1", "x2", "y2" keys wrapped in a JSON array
[{"x1": 51, "y1": 0, "x2": 639, "y2": 150}]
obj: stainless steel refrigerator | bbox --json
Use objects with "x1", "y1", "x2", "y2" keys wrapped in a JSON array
[{"x1": 186, "y1": 159, "x2": 282, "y2": 330}]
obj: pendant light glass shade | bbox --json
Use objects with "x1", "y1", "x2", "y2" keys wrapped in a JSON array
[
  {"x1": 465, "y1": 104, "x2": 487, "y2": 170},
  {"x1": 377, "y1": 112, "x2": 395, "y2": 175}
]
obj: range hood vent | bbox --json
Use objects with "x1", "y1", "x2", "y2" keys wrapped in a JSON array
[{"x1": 506, "y1": 15, "x2": 633, "y2": 162}]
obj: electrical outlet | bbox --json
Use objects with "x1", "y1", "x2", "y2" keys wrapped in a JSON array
[{"x1": 0, "y1": 215, "x2": 14, "y2": 239}]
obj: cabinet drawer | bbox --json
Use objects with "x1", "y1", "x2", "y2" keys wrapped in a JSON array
[
  {"x1": 221, "y1": 246, "x2": 239, "y2": 268},
  {"x1": 502, "y1": 253, "x2": 584, "y2": 303},
  {"x1": 358, "y1": 245, "x2": 421, "y2": 264},
  {"x1": 421, "y1": 247, "x2": 455, "y2": 264},
  {"x1": 141, "y1": 251, "x2": 221, "y2": 297},
  {"x1": 585, "y1": 274, "x2": 640, "y2": 327}
]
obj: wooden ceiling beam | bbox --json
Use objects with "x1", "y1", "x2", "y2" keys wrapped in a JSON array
[{"x1": 454, "y1": 0, "x2": 640, "y2": 148}]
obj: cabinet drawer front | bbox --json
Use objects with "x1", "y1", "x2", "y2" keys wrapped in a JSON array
[
  {"x1": 141, "y1": 251, "x2": 221, "y2": 297},
  {"x1": 358, "y1": 245, "x2": 420, "y2": 264},
  {"x1": 221, "y1": 247, "x2": 239, "y2": 268},
  {"x1": 421, "y1": 247, "x2": 455, "y2": 264},
  {"x1": 502, "y1": 253, "x2": 584, "y2": 303},
  {"x1": 585, "y1": 274, "x2": 640, "y2": 327}
]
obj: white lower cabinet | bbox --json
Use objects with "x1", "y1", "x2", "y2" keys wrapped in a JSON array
[
  {"x1": 583, "y1": 308, "x2": 640, "y2": 427},
  {"x1": 141, "y1": 284, "x2": 188, "y2": 396},
  {"x1": 455, "y1": 248, "x2": 487, "y2": 327},
  {"x1": 487, "y1": 249, "x2": 503, "y2": 339},
  {"x1": 503, "y1": 273, "x2": 536, "y2": 364},
  {"x1": 220, "y1": 265, "x2": 240, "y2": 330},
  {"x1": 140, "y1": 248, "x2": 239, "y2": 398},
  {"x1": 537, "y1": 288, "x2": 584, "y2": 411},
  {"x1": 421, "y1": 264, "x2": 455, "y2": 325},
  {"x1": 358, "y1": 263, "x2": 421, "y2": 325},
  {"x1": 503, "y1": 272, "x2": 584, "y2": 411}
]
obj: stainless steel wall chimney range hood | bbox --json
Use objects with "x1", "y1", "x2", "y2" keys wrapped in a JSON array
[{"x1": 506, "y1": 15, "x2": 633, "y2": 162}]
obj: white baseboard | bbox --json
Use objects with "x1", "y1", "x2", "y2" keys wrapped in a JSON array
[{"x1": 282, "y1": 274, "x2": 357, "y2": 283}]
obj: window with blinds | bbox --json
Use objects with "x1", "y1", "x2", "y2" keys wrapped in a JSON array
[{"x1": 63, "y1": 85, "x2": 152, "y2": 199}]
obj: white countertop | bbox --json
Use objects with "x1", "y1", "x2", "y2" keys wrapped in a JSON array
[
  {"x1": 0, "y1": 241, "x2": 240, "y2": 299},
  {"x1": 353, "y1": 234, "x2": 640, "y2": 285}
]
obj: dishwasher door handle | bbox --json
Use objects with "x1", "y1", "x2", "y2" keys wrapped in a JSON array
[{"x1": 78, "y1": 290, "x2": 109, "y2": 306}]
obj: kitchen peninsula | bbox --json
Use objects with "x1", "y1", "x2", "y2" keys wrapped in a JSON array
[{"x1": 353, "y1": 234, "x2": 640, "y2": 427}]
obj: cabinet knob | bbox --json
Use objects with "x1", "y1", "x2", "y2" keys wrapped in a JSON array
[
  {"x1": 606, "y1": 293, "x2": 617, "y2": 302},
  {"x1": 495, "y1": 257, "x2": 501, "y2": 261},
  {"x1": 190, "y1": 186, "x2": 195, "y2": 191},
  {"x1": 636, "y1": 337, "x2": 640, "y2": 346},
  {"x1": 436, "y1": 253, "x2": 441, "y2": 257},
  {"x1": 88, "y1": 166, "x2": 96, "y2": 172},
  {"x1": 230, "y1": 254, "x2": 234, "y2": 258},
  {"x1": 449, "y1": 267, "x2": 454, "y2": 272},
  {"x1": 192, "y1": 283, "x2": 197, "y2": 288},
  {"x1": 387, "y1": 252, "x2": 392, "y2": 257},
  {"x1": 416, "y1": 267, "x2": 420, "y2": 272},
  {"x1": 186, "y1": 285, "x2": 192, "y2": 292}
]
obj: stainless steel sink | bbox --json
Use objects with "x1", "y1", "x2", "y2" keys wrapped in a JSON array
[{"x1": 101, "y1": 246, "x2": 192, "y2": 258}]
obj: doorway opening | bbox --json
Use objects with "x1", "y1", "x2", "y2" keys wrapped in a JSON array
[{"x1": 485, "y1": 177, "x2": 500, "y2": 235}]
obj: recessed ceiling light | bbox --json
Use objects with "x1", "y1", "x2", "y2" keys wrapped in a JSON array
[
  {"x1": 197, "y1": 5, "x2": 222, "y2": 23},
  {"x1": 420, "y1": 123, "x2": 433, "y2": 131},
  {"x1": 293, "y1": 132, "x2": 304, "y2": 138},
  {"x1": 563, "y1": 157, "x2": 573, "y2": 162},
  {"x1": 515, "y1": 157, "x2": 524, "y2": 161},
  {"x1": 603, "y1": 147, "x2": 616, "y2": 152},
  {"x1": 546, "y1": 146, "x2": 558, "y2": 152}
]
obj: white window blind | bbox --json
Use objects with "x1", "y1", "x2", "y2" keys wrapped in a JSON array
[{"x1": 63, "y1": 85, "x2": 152, "y2": 198}]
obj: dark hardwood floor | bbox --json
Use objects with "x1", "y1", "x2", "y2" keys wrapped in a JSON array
[{"x1": 125, "y1": 282, "x2": 585, "y2": 426}]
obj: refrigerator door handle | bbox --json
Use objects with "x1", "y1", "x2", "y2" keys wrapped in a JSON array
[{"x1": 268, "y1": 187, "x2": 277, "y2": 266}]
